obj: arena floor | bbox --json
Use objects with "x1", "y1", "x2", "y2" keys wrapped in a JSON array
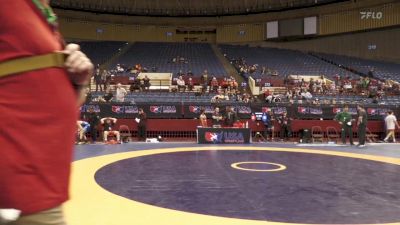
[{"x1": 67, "y1": 142, "x2": 400, "y2": 225}]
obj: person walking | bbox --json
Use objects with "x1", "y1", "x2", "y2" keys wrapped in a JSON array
[{"x1": 383, "y1": 110, "x2": 399, "y2": 143}]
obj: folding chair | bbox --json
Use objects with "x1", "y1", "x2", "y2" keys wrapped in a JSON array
[
  {"x1": 366, "y1": 127, "x2": 379, "y2": 143},
  {"x1": 311, "y1": 126, "x2": 324, "y2": 143},
  {"x1": 119, "y1": 125, "x2": 131, "y2": 143},
  {"x1": 326, "y1": 126, "x2": 340, "y2": 143}
]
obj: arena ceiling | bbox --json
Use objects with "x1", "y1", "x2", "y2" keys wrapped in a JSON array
[{"x1": 51, "y1": 0, "x2": 348, "y2": 17}]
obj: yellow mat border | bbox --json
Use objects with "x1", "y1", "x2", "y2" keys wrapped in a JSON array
[{"x1": 65, "y1": 146, "x2": 400, "y2": 225}]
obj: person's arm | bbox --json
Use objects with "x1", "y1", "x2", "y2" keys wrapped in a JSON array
[
  {"x1": 100, "y1": 118, "x2": 106, "y2": 124},
  {"x1": 63, "y1": 44, "x2": 94, "y2": 106},
  {"x1": 142, "y1": 113, "x2": 147, "y2": 122},
  {"x1": 334, "y1": 113, "x2": 342, "y2": 124},
  {"x1": 357, "y1": 114, "x2": 363, "y2": 126},
  {"x1": 395, "y1": 117, "x2": 400, "y2": 129},
  {"x1": 113, "y1": 118, "x2": 117, "y2": 123}
]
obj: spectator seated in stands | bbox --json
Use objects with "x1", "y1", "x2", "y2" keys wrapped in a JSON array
[
  {"x1": 143, "y1": 75, "x2": 151, "y2": 91},
  {"x1": 116, "y1": 64, "x2": 125, "y2": 73},
  {"x1": 187, "y1": 77, "x2": 194, "y2": 91},
  {"x1": 266, "y1": 91, "x2": 281, "y2": 103},
  {"x1": 301, "y1": 89, "x2": 313, "y2": 101},
  {"x1": 130, "y1": 78, "x2": 142, "y2": 92},
  {"x1": 220, "y1": 77, "x2": 229, "y2": 92},
  {"x1": 177, "y1": 76, "x2": 186, "y2": 92},
  {"x1": 210, "y1": 77, "x2": 219, "y2": 93},
  {"x1": 230, "y1": 78, "x2": 239, "y2": 91},
  {"x1": 115, "y1": 83, "x2": 127, "y2": 102},
  {"x1": 314, "y1": 80, "x2": 323, "y2": 93},
  {"x1": 242, "y1": 93, "x2": 251, "y2": 103},
  {"x1": 99, "y1": 87, "x2": 113, "y2": 102},
  {"x1": 211, "y1": 92, "x2": 226, "y2": 103},
  {"x1": 101, "y1": 117, "x2": 120, "y2": 143},
  {"x1": 176, "y1": 70, "x2": 185, "y2": 77}
]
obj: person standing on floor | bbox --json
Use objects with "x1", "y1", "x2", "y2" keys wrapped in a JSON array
[
  {"x1": 136, "y1": 108, "x2": 147, "y2": 141},
  {"x1": 224, "y1": 106, "x2": 238, "y2": 127},
  {"x1": 0, "y1": 1, "x2": 93, "y2": 224},
  {"x1": 278, "y1": 112, "x2": 292, "y2": 141},
  {"x1": 87, "y1": 107, "x2": 100, "y2": 143},
  {"x1": 261, "y1": 110, "x2": 275, "y2": 141},
  {"x1": 384, "y1": 110, "x2": 399, "y2": 143},
  {"x1": 334, "y1": 105, "x2": 354, "y2": 145},
  {"x1": 356, "y1": 105, "x2": 368, "y2": 147},
  {"x1": 212, "y1": 107, "x2": 223, "y2": 128},
  {"x1": 199, "y1": 109, "x2": 208, "y2": 127}
]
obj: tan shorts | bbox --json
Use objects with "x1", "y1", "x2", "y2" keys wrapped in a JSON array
[{"x1": 8, "y1": 206, "x2": 66, "y2": 225}]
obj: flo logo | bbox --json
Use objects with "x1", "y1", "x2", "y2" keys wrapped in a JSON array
[{"x1": 360, "y1": 11, "x2": 383, "y2": 19}]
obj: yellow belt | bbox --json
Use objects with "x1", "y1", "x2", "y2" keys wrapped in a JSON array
[{"x1": 0, "y1": 53, "x2": 66, "y2": 78}]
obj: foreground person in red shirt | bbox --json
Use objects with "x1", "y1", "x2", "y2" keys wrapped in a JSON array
[{"x1": 0, "y1": 1, "x2": 93, "y2": 224}]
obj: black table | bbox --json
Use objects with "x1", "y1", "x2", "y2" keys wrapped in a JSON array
[{"x1": 197, "y1": 127, "x2": 251, "y2": 144}]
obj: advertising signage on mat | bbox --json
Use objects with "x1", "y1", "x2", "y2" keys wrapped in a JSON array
[
  {"x1": 297, "y1": 106, "x2": 323, "y2": 115},
  {"x1": 111, "y1": 105, "x2": 139, "y2": 114},
  {"x1": 149, "y1": 105, "x2": 177, "y2": 114},
  {"x1": 80, "y1": 103, "x2": 400, "y2": 120},
  {"x1": 80, "y1": 104, "x2": 101, "y2": 113},
  {"x1": 198, "y1": 128, "x2": 251, "y2": 144},
  {"x1": 205, "y1": 131, "x2": 245, "y2": 144},
  {"x1": 367, "y1": 108, "x2": 390, "y2": 116},
  {"x1": 189, "y1": 105, "x2": 215, "y2": 114},
  {"x1": 333, "y1": 107, "x2": 358, "y2": 115},
  {"x1": 262, "y1": 107, "x2": 287, "y2": 115}
]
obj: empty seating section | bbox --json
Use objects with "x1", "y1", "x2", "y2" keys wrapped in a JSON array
[
  {"x1": 312, "y1": 94, "x2": 400, "y2": 105},
  {"x1": 112, "y1": 42, "x2": 227, "y2": 77},
  {"x1": 78, "y1": 41, "x2": 128, "y2": 65},
  {"x1": 313, "y1": 94, "x2": 371, "y2": 104},
  {"x1": 219, "y1": 45, "x2": 353, "y2": 79},
  {"x1": 314, "y1": 53, "x2": 400, "y2": 82}
]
